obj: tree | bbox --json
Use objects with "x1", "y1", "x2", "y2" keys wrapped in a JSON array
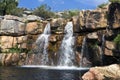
[
  {"x1": 98, "y1": 3, "x2": 108, "y2": 8},
  {"x1": 109, "y1": 0, "x2": 120, "y2": 3},
  {"x1": 62, "y1": 10, "x2": 79, "y2": 19},
  {"x1": 0, "y1": 0, "x2": 18, "y2": 15},
  {"x1": 114, "y1": 34, "x2": 120, "y2": 50},
  {"x1": 33, "y1": 4, "x2": 55, "y2": 19},
  {"x1": 11, "y1": 7, "x2": 25, "y2": 17}
]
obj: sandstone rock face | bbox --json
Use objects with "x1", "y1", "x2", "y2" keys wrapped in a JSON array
[
  {"x1": 108, "y1": 3, "x2": 120, "y2": 29},
  {"x1": 0, "y1": 53, "x2": 27, "y2": 66},
  {"x1": 0, "y1": 19, "x2": 25, "y2": 35},
  {"x1": 26, "y1": 15, "x2": 41, "y2": 22},
  {"x1": 87, "y1": 32, "x2": 98, "y2": 40},
  {"x1": 26, "y1": 22, "x2": 43, "y2": 34},
  {"x1": 1, "y1": 36, "x2": 27, "y2": 50},
  {"x1": 4, "y1": 15, "x2": 23, "y2": 22},
  {"x1": 0, "y1": 54, "x2": 6, "y2": 65},
  {"x1": 50, "y1": 18, "x2": 66, "y2": 34},
  {"x1": 78, "y1": 9, "x2": 107, "y2": 30},
  {"x1": 72, "y1": 16, "x2": 80, "y2": 32},
  {"x1": 104, "y1": 41, "x2": 115, "y2": 56},
  {"x1": 82, "y1": 64, "x2": 120, "y2": 80}
]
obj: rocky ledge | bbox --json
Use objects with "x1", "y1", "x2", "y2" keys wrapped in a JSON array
[{"x1": 82, "y1": 64, "x2": 120, "y2": 80}]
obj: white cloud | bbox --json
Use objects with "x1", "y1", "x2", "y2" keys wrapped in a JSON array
[{"x1": 38, "y1": 0, "x2": 44, "y2": 2}]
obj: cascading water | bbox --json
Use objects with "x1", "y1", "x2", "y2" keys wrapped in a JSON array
[
  {"x1": 23, "y1": 22, "x2": 90, "y2": 70},
  {"x1": 80, "y1": 37, "x2": 86, "y2": 67},
  {"x1": 80, "y1": 37, "x2": 91, "y2": 67},
  {"x1": 35, "y1": 23, "x2": 51, "y2": 65},
  {"x1": 57, "y1": 22, "x2": 75, "y2": 66},
  {"x1": 100, "y1": 34, "x2": 105, "y2": 65}
]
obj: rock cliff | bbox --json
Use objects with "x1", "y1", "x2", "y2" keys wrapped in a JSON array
[{"x1": 0, "y1": 3, "x2": 120, "y2": 69}]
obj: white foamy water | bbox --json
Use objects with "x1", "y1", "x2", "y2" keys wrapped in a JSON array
[
  {"x1": 21, "y1": 65, "x2": 89, "y2": 70},
  {"x1": 35, "y1": 23, "x2": 51, "y2": 65},
  {"x1": 58, "y1": 22, "x2": 75, "y2": 66}
]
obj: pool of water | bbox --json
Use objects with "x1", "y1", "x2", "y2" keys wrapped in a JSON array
[{"x1": 0, "y1": 67, "x2": 88, "y2": 80}]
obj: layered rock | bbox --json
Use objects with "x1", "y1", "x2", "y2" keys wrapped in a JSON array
[
  {"x1": 0, "y1": 3, "x2": 120, "y2": 67},
  {"x1": 77, "y1": 8, "x2": 108, "y2": 32}
]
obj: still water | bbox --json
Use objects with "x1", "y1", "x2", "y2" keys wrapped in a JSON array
[{"x1": 0, "y1": 67, "x2": 88, "y2": 80}]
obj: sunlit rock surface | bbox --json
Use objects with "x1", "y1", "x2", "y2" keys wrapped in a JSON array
[{"x1": 82, "y1": 64, "x2": 120, "y2": 80}]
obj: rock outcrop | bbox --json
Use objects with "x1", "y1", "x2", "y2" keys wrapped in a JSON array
[{"x1": 82, "y1": 64, "x2": 120, "y2": 80}]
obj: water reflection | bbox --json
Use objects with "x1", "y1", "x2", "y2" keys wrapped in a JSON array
[{"x1": 0, "y1": 67, "x2": 87, "y2": 80}]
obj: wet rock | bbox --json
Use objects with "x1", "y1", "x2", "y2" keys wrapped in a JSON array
[
  {"x1": 0, "y1": 54, "x2": 6, "y2": 65},
  {"x1": 76, "y1": 36, "x2": 84, "y2": 46},
  {"x1": 0, "y1": 53, "x2": 27, "y2": 66},
  {"x1": 75, "y1": 51, "x2": 81, "y2": 66},
  {"x1": 12, "y1": 53, "x2": 20, "y2": 62},
  {"x1": 25, "y1": 54, "x2": 36, "y2": 65},
  {"x1": 50, "y1": 18, "x2": 66, "y2": 34},
  {"x1": 82, "y1": 64, "x2": 120, "y2": 80},
  {"x1": 49, "y1": 35, "x2": 57, "y2": 43},
  {"x1": 27, "y1": 35, "x2": 38, "y2": 50},
  {"x1": 4, "y1": 53, "x2": 13, "y2": 66}
]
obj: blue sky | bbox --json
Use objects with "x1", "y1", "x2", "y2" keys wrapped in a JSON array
[{"x1": 18, "y1": 0, "x2": 108, "y2": 11}]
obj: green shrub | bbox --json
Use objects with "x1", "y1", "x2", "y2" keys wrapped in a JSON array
[
  {"x1": 11, "y1": 7, "x2": 25, "y2": 17},
  {"x1": 62, "y1": 10, "x2": 79, "y2": 19},
  {"x1": 114, "y1": 34, "x2": 120, "y2": 50},
  {"x1": 98, "y1": 3, "x2": 108, "y2": 8},
  {"x1": 0, "y1": 0, "x2": 18, "y2": 15},
  {"x1": 33, "y1": 4, "x2": 55, "y2": 19},
  {"x1": 114, "y1": 34, "x2": 120, "y2": 44},
  {"x1": 109, "y1": 0, "x2": 120, "y2": 3}
]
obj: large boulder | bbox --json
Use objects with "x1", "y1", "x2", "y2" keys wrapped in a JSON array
[
  {"x1": 104, "y1": 41, "x2": 115, "y2": 56},
  {"x1": 50, "y1": 18, "x2": 66, "y2": 34},
  {"x1": 0, "y1": 19, "x2": 25, "y2": 35},
  {"x1": 78, "y1": 9, "x2": 107, "y2": 30},
  {"x1": 4, "y1": 15, "x2": 23, "y2": 22},
  {"x1": 108, "y1": 3, "x2": 120, "y2": 29},
  {"x1": 26, "y1": 15, "x2": 41, "y2": 22},
  {"x1": 82, "y1": 64, "x2": 120, "y2": 80},
  {"x1": 85, "y1": 10, "x2": 107, "y2": 29},
  {"x1": 26, "y1": 22, "x2": 43, "y2": 34}
]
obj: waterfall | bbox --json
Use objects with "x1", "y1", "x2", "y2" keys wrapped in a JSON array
[
  {"x1": 101, "y1": 34, "x2": 105, "y2": 65},
  {"x1": 80, "y1": 37, "x2": 86, "y2": 67},
  {"x1": 80, "y1": 37, "x2": 91, "y2": 67},
  {"x1": 58, "y1": 22, "x2": 75, "y2": 66},
  {"x1": 35, "y1": 23, "x2": 51, "y2": 65}
]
